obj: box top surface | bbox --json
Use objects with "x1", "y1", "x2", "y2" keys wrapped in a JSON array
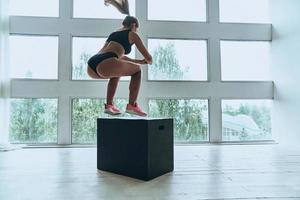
[{"x1": 98, "y1": 117, "x2": 173, "y2": 120}]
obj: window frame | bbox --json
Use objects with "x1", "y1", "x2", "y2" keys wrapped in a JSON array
[{"x1": 9, "y1": 0, "x2": 274, "y2": 144}]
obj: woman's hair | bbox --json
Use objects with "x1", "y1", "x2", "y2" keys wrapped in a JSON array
[{"x1": 122, "y1": 16, "x2": 139, "y2": 28}]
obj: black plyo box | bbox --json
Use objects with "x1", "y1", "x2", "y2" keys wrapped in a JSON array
[{"x1": 97, "y1": 117, "x2": 174, "y2": 181}]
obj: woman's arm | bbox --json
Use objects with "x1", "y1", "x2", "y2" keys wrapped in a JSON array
[
  {"x1": 121, "y1": 56, "x2": 147, "y2": 64},
  {"x1": 130, "y1": 32, "x2": 153, "y2": 64}
]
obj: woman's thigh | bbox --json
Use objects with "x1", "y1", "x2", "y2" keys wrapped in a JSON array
[
  {"x1": 87, "y1": 65, "x2": 106, "y2": 79},
  {"x1": 97, "y1": 58, "x2": 141, "y2": 78}
]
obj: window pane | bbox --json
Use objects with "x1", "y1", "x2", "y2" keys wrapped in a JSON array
[
  {"x1": 220, "y1": 0, "x2": 270, "y2": 23},
  {"x1": 221, "y1": 41, "x2": 271, "y2": 81},
  {"x1": 148, "y1": 0, "x2": 206, "y2": 22},
  {"x1": 9, "y1": 0, "x2": 59, "y2": 17},
  {"x1": 73, "y1": 0, "x2": 135, "y2": 19},
  {"x1": 72, "y1": 98, "x2": 127, "y2": 144},
  {"x1": 148, "y1": 39, "x2": 207, "y2": 81},
  {"x1": 72, "y1": 37, "x2": 134, "y2": 80},
  {"x1": 9, "y1": 35, "x2": 58, "y2": 79},
  {"x1": 9, "y1": 98, "x2": 58, "y2": 143},
  {"x1": 222, "y1": 100, "x2": 272, "y2": 141},
  {"x1": 149, "y1": 99, "x2": 209, "y2": 142}
]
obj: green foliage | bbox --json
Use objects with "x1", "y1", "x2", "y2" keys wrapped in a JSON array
[
  {"x1": 149, "y1": 42, "x2": 186, "y2": 80},
  {"x1": 9, "y1": 99, "x2": 57, "y2": 143},
  {"x1": 72, "y1": 99, "x2": 101, "y2": 143},
  {"x1": 72, "y1": 99, "x2": 126, "y2": 143},
  {"x1": 149, "y1": 100, "x2": 208, "y2": 142},
  {"x1": 72, "y1": 99, "x2": 208, "y2": 144}
]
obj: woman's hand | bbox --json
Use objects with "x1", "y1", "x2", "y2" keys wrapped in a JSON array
[
  {"x1": 145, "y1": 55, "x2": 153, "y2": 65},
  {"x1": 121, "y1": 56, "x2": 150, "y2": 65},
  {"x1": 131, "y1": 32, "x2": 153, "y2": 65},
  {"x1": 136, "y1": 59, "x2": 148, "y2": 65}
]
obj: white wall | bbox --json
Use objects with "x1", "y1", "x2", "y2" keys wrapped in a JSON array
[
  {"x1": 272, "y1": 0, "x2": 300, "y2": 146},
  {"x1": 0, "y1": 0, "x2": 10, "y2": 145}
]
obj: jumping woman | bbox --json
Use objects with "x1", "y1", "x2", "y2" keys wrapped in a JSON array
[{"x1": 86, "y1": 16, "x2": 153, "y2": 117}]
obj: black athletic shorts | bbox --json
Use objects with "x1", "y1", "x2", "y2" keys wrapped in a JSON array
[{"x1": 87, "y1": 52, "x2": 118, "y2": 74}]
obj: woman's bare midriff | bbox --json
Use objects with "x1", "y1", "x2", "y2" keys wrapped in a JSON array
[{"x1": 100, "y1": 41, "x2": 126, "y2": 58}]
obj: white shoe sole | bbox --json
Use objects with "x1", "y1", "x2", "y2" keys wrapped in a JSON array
[
  {"x1": 104, "y1": 109, "x2": 122, "y2": 115},
  {"x1": 125, "y1": 110, "x2": 147, "y2": 117}
]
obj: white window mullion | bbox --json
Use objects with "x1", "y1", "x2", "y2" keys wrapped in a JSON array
[
  {"x1": 58, "y1": 0, "x2": 73, "y2": 144},
  {"x1": 136, "y1": 0, "x2": 147, "y2": 22},
  {"x1": 208, "y1": 0, "x2": 220, "y2": 24},
  {"x1": 208, "y1": 38, "x2": 222, "y2": 82},
  {"x1": 59, "y1": 0, "x2": 73, "y2": 19},
  {"x1": 139, "y1": 36, "x2": 150, "y2": 114},
  {"x1": 207, "y1": 0, "x2": 222, "y2": 142},
  {"x1": 208, "y1": 0, "x2": 222, "y2": 142},
  {"x1": 208, "y1": 37, "x2": 222, "y2": 142},
  {"x1": 135, "y1": 0, "x2": 149, "y2": 113},
  {"x1": 58, "y1": 96, "x2": 72, "y2": 144},
  {"x1": 209, "y1": 98, "x2": 222, "y2": 142},
  {"x1": 57, "y1": 33, "x2": 72, "y2": 144}
]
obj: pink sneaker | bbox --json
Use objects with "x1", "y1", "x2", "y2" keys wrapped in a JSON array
[
  {"x1": 125, "y1": 103, "x2": 147, "y2": 117},
  {"x1": 104, "y1": 104, "x2": 122, "y2": 115}
]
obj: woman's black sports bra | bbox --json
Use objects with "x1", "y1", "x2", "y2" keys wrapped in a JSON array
[{"x1": 106, "y1": 29, "x2": 133, "y2": 54}]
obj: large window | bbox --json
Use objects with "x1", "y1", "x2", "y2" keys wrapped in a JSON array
[
  {"x1": 9, "y1": 0, "x2": 59, "y2": 17},
  {"x1": 9, "y1": 0, "x2": 273, "y2": 144},
  {"x1": 9, "y1": 98, "x2": 58, "y2": 144},
  {"x1": 219, "y1": 0, "x2": 270, "y2": 23},
  {"x1": 73, "y1": 0, "x2": 136, "y2": 19},
  {"x1": 9, "y1": 35, "x2": 59, "y2": 79},
  {"x1": 148, "y1": 0, "x2": 206, "y2": 22},
  {"x1": 148, "y1": 39, "x2": 207, "y2": 81}
]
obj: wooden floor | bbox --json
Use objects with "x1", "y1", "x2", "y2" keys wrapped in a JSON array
[{"x1": 0, "y1": 144, "x2": 300, "y2": 200}]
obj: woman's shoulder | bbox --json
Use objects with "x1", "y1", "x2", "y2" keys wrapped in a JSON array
[
  {"x1": 128, "y1": 31, "x2": 140, "y2": 45},
  {"x1": 128, "y1": 31, "x2": 139, "y2": 39}
]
